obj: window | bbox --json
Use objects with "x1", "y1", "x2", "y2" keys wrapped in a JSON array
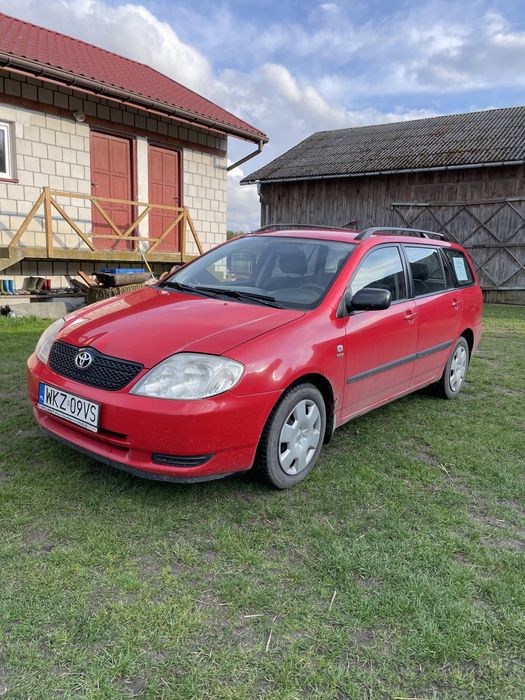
[
  {"x1": 405, "y1": 246, "x2": 447, "y2": 296},
  {"x1": 0, "y1": 122, "x2": 13, "y2": 179},
  {"x1": 351, "y1": 246, "x2": 407, "y2": 301},
  {"x1": 171, "y1": 235, "x2": 356, "y2": 310},
  {"x1": 443, "y1": 249, "x2": 475, "y2": 287}
]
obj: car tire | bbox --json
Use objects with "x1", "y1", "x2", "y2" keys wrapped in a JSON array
[
  {"x1": 434, "y1": 336, "x2": 470, "y2": 399},
  {"x1": 254, "y1": 383, "x2": 326, "y2": 489}
]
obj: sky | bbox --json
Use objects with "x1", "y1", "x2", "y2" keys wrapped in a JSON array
[{"x1": 1, "y1": 0, "x2": 525, "y2": 230}]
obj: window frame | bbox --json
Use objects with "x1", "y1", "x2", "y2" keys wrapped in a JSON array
[
  {"x1": 401, "y1": 243, "x2": 453, "y2": 299},
  {"x1": 0, "y1": 121, "x2": 14, "y2": 180},
  {"x1": 343, "y1": 243, "x2": 410, "y2": 315}
]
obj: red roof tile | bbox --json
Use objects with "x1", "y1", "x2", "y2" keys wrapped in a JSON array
[{"x1": 0, "y1": 12, "x2": 267, "y2": 141}]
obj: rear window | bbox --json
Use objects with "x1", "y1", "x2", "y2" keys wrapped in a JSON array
[{"x1": 443, "y1": 249, "x2": 475, "y2": 287}]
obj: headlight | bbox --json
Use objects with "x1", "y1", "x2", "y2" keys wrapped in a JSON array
[
  {"x1": 130, "y1": 353, "x2": 244, "y2": 400},
  {"x1": 35, "y1": 318, "x2": 65, "y2": 364}
]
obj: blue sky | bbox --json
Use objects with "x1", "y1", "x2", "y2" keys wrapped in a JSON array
[{"x1": 2, "y1": 0, "x2": 525, "y2": 229}]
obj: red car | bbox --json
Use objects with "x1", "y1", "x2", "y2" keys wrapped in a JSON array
[{"x1": 27, "y1": 226, "x2": 482, "y2": 488}]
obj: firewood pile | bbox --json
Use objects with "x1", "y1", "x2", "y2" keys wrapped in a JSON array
[{"x1": 77, "y1": 268, "x2": 153, "y2": 304}]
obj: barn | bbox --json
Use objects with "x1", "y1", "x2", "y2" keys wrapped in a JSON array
[{"x1": 243, "y1": 107, "x2": 525, "y2": 304}]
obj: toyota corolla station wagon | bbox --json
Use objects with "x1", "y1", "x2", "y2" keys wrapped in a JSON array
[{"x1": 27, "y1": 226, "x2": 482, "y2": 488}]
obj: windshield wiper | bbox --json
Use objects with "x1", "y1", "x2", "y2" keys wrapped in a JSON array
[
  {"x1": 157, "y1": 280, "x2": 214, "y2": 298},
  {"x1": 194, "y1": 286, "x2": 285, "y2": 308}
]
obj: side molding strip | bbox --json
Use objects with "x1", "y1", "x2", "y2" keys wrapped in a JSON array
[{"x1": 347, "y1": 340, "x2": 453, "y2": 384}]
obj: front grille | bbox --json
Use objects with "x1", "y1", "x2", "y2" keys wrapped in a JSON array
[
  {"x1": 49, "y1": 341, "x2": 143, "y2": 391},
  {"x1": 152, "y1": 453, "x2": 214, "y2": 468}
]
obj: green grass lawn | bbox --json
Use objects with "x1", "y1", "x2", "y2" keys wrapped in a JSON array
[{"x1": 0, "y1": 305, "x2": 524, "y2": 700}]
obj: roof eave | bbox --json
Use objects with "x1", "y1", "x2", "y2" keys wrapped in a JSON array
[
  {"x1": 242, "y1": 158, "x2": 525, "y2": 184},
  {"x1": 0, "y1": 51, "x2": 268, "y2": 144}
]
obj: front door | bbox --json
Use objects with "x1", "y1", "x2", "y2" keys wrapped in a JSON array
[
  {"x1": 90, "y1": 131, "x2": 133, "y2": 250},
  {"x1": 148, "y1": 145, "x2": 181, "y2": 252},
  {"x1": 342, "y1": 245, "x2": 419, "y2": 418}
]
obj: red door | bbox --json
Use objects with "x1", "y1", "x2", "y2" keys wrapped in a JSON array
[
  {"x1": 341, "y1": 245, "x2": 419, "y2": 418},
  {"x1": 148, "y1": 145, "x2": 181, "y2": 252},
  {"x1": 90, "y1": 132, "x2": 133, "y2": 250}
]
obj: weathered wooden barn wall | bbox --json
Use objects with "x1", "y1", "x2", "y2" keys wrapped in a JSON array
[{"x1": 260, "y1": 164, "x2": 525, "y2": 303}]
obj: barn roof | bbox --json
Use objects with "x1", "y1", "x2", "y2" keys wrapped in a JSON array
[
  {"x1": 0, "y1": 12, "x2": 267, "y2": 143},
  {"x1": 243, "y1": 106, "x2": 525, "y2": 183}
]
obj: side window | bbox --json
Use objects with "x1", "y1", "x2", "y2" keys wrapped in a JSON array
[
  {"x1": 405, "y1": 246, "x2": 447, "y2": 297},
  {"x1": 443, "y1": 249, "x2": 475, "y2": 287},
  {"x1": 351, "y1": 246, "x2": 407, "y2": 301},
  {"x1": 0, "y1": 121, "x2": 14, "y2": 179}
]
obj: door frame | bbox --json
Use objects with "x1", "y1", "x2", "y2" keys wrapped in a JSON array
[
  {"x1": 89, "y1": 127, "x2": 138, "y2": 230},
  {"x1": 147, "y1": 140, "x2": 184, "y2": 209},
  {"x1": 147, "y1": 141, "x2": 184, "y2": 253}
]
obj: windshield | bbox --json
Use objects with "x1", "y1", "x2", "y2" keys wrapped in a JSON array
[{"x1": 161, "y1": 235, "x2": 357, "y2": 310}]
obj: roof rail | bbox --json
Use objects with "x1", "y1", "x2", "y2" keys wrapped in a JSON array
[
  {"x1": 252, "y1": 222, "x2": 357, "y2": 234},
  {"x1": 355, "y1": 227, "x2": 447, "y2": 241}
]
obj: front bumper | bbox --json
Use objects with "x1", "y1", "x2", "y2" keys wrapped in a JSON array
[{"x1": 27, "y1": 354, "x2": 280, "y2": 482}]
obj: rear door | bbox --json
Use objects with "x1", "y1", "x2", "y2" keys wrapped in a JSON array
[
  {"x1": 148, "y1": 145, "x2": 182, "y2": 252},
  {"x1": 403, "y1": 245, "x2": 463, "y2": 383},
  {"x1": 90, "y1": 131, "x2": 133, "y2": 250},
  {"x1": 341, "y1": 244, "x2": 419, "y2": 418}
]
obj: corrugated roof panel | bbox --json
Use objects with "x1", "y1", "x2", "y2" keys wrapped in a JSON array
[{"x1": 244, "y1": 107, "x2": 525, "y2": 182}]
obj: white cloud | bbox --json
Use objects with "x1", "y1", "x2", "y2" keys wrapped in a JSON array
[
  {"x1": 0, "y1": 0, "x2": 213, "y2": 96},
  {"x1": 407, "y1": 11, "x2": 525, "y2": 91},
  {"x1": 1, "y1": 0, "x2": 523, "y2": 231},
  {"x1": 227, "y1": 164, "x2": 259, "y2": 232}
]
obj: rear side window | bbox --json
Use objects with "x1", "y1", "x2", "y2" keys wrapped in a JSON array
[
  {"x1": 405, "y1": 246, "x2": 447, "y2": 297},
  {"x1": 351, "y1": 246, "x2": 407, "y2": 301},
  {"x1": 443, "y1": 249, "x2": 475, "y2": 286}
]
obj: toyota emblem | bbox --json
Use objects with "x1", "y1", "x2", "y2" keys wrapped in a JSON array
[{"x1": 74, "y1": 349, "x2": 94, "y2": 370}]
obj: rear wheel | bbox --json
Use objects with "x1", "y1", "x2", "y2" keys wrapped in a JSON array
[
  {"x1": 255, "y1": 383, "x2": 326, "y2": 489},
  {"x1": 434, "y1": 337, "x2": 470, "y2": 399}
]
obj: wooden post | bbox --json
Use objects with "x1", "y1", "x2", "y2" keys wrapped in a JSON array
[
  {"x1": 186, "y1": 211, "x2": 204, "y2": 255},
  {"x1": 43, "y1": 187, "x2": 53, "y2": 256},
  {"x1": 181, "y1": 209, "x2": 187, "y2": 259}
]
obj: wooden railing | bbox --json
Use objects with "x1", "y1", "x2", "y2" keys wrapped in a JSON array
[{"x1": 9, "y1": 187, "x2": 204, "y2": 260}]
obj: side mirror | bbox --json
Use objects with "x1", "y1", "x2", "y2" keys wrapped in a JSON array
[{"x1": 345, "y1": 287, "x2": 392, "y2": 313}]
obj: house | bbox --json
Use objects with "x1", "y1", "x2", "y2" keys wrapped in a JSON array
[
  {"x1": 243, "y1": 107, "x2": 525, "y2": 304},
  {"x1": 0, "y1": 12, "x2": 267, "y2": 290}
]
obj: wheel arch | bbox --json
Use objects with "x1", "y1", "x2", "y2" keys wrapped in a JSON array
[
  {"x1": 284, "y1": 373, "x2": 336, "y2": 444},
  {"x1": 459, "y1": 328, "x2": 474, "y2": 358}
]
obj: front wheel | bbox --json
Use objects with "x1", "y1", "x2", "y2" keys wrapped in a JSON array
[
  {"x1": 255, "y1": 383, "x2": 326, "y2": 489},
  {"x1": 434, "y1": 337, "x2": 470, "y2": 399}
]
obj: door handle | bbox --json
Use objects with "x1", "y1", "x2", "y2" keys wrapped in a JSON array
[
  {"x1": 451, "y1": 299, "x2": 460, "y2": 310},
  {"x1": 404, "y1": 310, "x2": 417, "y2": 322}
]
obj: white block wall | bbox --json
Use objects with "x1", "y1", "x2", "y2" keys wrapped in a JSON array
[{"x1": 183, "y1": 148, "x2": 227, "y2": 255}]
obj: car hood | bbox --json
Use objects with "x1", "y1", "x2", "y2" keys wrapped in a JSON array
[{"x1": 59, "y1": 287, "x2": 304, "y2": 367}]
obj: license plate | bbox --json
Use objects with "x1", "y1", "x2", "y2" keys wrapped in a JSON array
[{"x1": 38, "y1": 383, "x2": 100, "y2": 433}]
